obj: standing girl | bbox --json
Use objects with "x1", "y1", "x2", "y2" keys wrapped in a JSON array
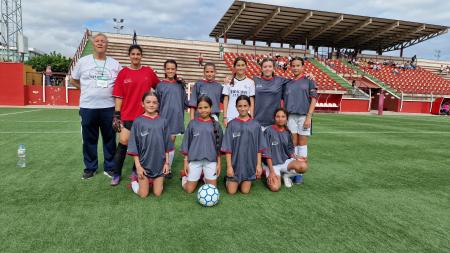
[
  {"x1": 221, "y1": 95, "x2": 268, "y2": 195},
  {"x1": 222, "y1": 57, "x2": 255, "y2": 126},
  {"x1": 189, "y1": 63, "x2": 223, "y2": 121},
  {"x1": 263, "y1": 108, "x2": 308, "y2": 190},
  {"x1": 155, "y1": 59, "x2": 188, "y2": 177},
  {"x1": 111, "y1": 44, "x2": 160, "y2": 186},
  {"x1": 253, "y1": 58, "x2": 290, "y2": 130},
  {"x1": 181, "y1": 96, "x2": 223, "y2": 193},
  {"x1": 127, "y1": 91, "x2": 173, "y2": 198},
  {"x1": 284, "y1": 57, "x2": 317, "y2": 167}
]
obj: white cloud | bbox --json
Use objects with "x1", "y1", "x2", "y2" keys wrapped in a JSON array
[{"x1": 22, "y1": 0, "x2": 450, "y2": 60}]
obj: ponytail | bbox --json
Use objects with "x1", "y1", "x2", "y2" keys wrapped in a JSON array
[{"x1": 210, "y1": 115, "x2": 221, "y2": 154}]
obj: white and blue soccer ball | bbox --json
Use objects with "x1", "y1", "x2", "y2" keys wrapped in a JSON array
[{"x1": 197, "y1": 184, "x2": 220, "y2": 207}]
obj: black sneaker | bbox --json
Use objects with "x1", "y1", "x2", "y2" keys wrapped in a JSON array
[
  {"x1": 82, "y1": 171, "x2": 95, "y2": 180},
  {"x1": 103, "y1": 170, "x2": 115, "y2": 178}
]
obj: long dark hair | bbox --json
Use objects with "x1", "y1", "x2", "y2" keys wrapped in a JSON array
[
  {"x1": 260, "y1": 58, "x2": 275, "y2": 77},
  {"x1": 197, "y1": 96, "x2": 220, "y2": 154},
  {"x1": 230, "y1": 56, "x2": 248, "y2": 86},
  {"x1": 164, "y1": 59, "x2": 186, "y2": 90}
]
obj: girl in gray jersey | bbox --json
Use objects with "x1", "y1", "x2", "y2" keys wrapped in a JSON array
[
  {"x1": 263, "y1": 108, "x2": 308, "y2": 190},
  {"x1": 254, "y1": 58, "x2": 290, "y2": 129},
  {"x1": 181, "y1": 96, "x2": 223, "y2": 193},
  {"x1": 127, "y1": 91, "x2": 173, "y2": 198},
  {"x1": 155, "y1": 59, "x2": 188, "y2": 177},
  {"x1": 189, "y1": 63, "x2": 223, "y2": 121},
  {"x1": 221, "y1": 95, "x2": 269, "y2": 195},
  {"x1": 284, "y1": 58, "x2": 317, "y2": 177}
]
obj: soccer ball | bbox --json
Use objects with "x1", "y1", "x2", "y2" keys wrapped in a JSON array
[{"x1": 197, "y1": 184, "x2": 219, "y2": 207}]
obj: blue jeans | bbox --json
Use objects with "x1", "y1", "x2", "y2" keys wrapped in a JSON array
[{"x1": 79, "y1": 107, "x2": 116, "y2": 173}]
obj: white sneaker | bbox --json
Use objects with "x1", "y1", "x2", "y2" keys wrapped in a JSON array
[
  {"x1": 282, "y1": 173, "x2": 293, "y2": 188},
  {"x1": 181, "y1": 176, "x2": 188, "y2": 187}
]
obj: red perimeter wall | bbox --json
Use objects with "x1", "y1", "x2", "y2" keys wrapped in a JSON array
[
  {"x1": 340, "y1": 99, "x2": 370, "y2": 112},
  {"x1": 0, "y1": 63, "x2": 25, "y2": 105}
]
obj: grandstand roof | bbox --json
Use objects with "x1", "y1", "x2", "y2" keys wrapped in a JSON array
[{"x1": 210, "y1": 1, "x2": 449, "y2": 52}]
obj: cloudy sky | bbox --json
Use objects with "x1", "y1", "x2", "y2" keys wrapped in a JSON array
[{"x1": 23, "y1": 0, "x2": 450, "y2": 60}]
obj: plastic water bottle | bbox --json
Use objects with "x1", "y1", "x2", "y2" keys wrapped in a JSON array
[{"x1": 17, "y1": 144, "x2": 26, "y2": 168}]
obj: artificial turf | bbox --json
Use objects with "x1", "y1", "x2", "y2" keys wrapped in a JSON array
[{"x1": 0, "y1": 108, "x2": 449, "y2": 252}]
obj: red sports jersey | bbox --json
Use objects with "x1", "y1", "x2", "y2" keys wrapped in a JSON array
[{"x1": 113, "y1": 66, "x2": 160, "y2": 121}]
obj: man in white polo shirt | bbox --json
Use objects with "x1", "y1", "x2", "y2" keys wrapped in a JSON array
[{"x1": 70, "y1": 33, "x2": 122, "y2": 180}]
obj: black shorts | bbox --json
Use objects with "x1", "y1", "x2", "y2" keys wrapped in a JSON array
[{"x1": 123, "y1": 120, "x2": 133, "y2": 131}]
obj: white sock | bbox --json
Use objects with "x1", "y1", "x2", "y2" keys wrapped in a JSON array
[
  {"x1": 181, "y1": 176, "x2": 187, "y2": 187},
  {"x1": 131, "y1": 181, "x2": 139, "y2": 194},
  {"x1": 295, "y1": 146, "x2": 301, "y2": 156},
  {"x1": 299, "y1": 145, "x2": 308, "y2": 157},
  {"x1": 169, "y1": 150, "x2": 175, "y2": 167}
]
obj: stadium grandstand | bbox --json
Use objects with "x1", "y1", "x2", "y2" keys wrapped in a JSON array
[{"x1": 2, "y1": 0, "x2": 450, "y2": 114}]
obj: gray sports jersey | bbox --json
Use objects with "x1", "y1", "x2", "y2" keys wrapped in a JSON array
[
  {"x1": 156, "y1": 80, "x2": 188, "y2": 134},
  {"x1": 127, "y1": 115, "x2": 174, "y2": 178},
  {"x1": 189, "y1": 80, "x2": 223, "y2": 114},
  {"x1": 284, "y1": 77, "x2": 318, "y2": 115},
  {"x1": 263, "y1": 125, "x2": 295, "y2": 166},
  {"x1": 254, "y1": 76, "x2": 289, "y2": 127},
  {"x1": 180, "y1": 118, "x2": 223, "y2": 162},
  {"x1": 221, "y1": 118, "x2": 269, "y2": 183}
]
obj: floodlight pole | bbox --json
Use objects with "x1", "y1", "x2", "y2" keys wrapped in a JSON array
[
  {"x1": 113, "y1": 18, "x2": 124, "y2": 34},
  {"x1": 1, "y1": 0, "x2": 23, "y2": 61}
]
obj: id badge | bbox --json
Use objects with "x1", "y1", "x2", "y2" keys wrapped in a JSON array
[{"x1": 96, "y1": 79, "x2": 108, "y2": 88}]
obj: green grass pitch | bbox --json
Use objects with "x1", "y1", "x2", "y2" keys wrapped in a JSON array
[{"x1": 0, "y1": 108, "x2": 449, "y2": 252}]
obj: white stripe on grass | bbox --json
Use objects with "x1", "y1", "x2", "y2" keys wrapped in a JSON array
[{"x1": 0, "y1": 109, "x2": 43, "y2": 117}]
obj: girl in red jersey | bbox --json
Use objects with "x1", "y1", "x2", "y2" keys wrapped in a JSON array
[{"x1": 111, "y1": 45, "x2": 160, "y2": 186}]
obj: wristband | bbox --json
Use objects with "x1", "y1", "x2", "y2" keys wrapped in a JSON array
[{"x1": 114, "y1": 111, "x2": 121, "y2": 120}]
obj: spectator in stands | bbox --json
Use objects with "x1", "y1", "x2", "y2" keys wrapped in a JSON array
[
  {"x1": 441, "y1": 102, "x2": 449, "y2": 115},
  {"x1": 44, "y1": 65, "x2": 52, "y2": 85},
  {"x1": 70, "y1": 33, "x2": 122, "y2": 180},
  {"x1": 393, "y1": 68, "x2": 400, "y2": 75},
  {"x1": 445, "y1": 66, "x2": 449, "y2": 75},
  {"x1": 351, "y1": 80, "x2": 357, "y2": 94},
  {"x1": 198, "y1": 53, "x2": 204, "y2": 66},
  {"x1": 219, "y1": 44, "x2": 224, "y2": 60},
  {"x1": 278, "y1": 60, "x2": 285, "y2": 70},
  {"x1": 439, "y1": 65, "x2": 445, "y2": 74}
]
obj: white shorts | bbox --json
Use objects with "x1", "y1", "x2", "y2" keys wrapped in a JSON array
[
  {"x1": 187, "y1": 159, "x2": 217, "y2": 181},
  {"x1": 288, "y1": 114, "x2": 311, "y2": 136},
  {"x1": 263, "y1": 158, "x2": 295, "y2": 177}
]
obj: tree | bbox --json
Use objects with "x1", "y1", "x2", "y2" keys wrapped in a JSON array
[{"x1": 25, "y1": 51, "x2": 71, "y2": 73}]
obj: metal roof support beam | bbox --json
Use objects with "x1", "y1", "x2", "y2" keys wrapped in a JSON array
[
  {"x1": 277, "y1": 11, "x2": 313, "y2": 41},
  {"x1": 353, "y1": 20, "x2": 400, "y2": 47},
  {"x1": 308, "y1": 14, "x2": 344, "y2": 41},
  {"x1": 219, "y1": 2, "x2": 246, "y2": 38},
  {"x1": 385, "y1": 24, "x2": 426, "y2": 45},
  {"x1": 244, "y1": 7, "x2": 280, "y2": 41},
  {"x1": 334, "y1": 18, "x2": 372, "y2": 43},
  {"x1": 382, "y1": 28, "x2": 448, "y2": 52}
]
